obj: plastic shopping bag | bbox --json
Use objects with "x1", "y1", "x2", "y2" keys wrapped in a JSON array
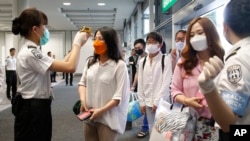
[
  {"x1": 127, "y1": 92, "x2": 143, "y2": 122},
  {"x1": 150, "y1": 99, "x2": 198, "y2": 141}
]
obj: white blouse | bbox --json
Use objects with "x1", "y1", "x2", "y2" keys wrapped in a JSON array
[{"x1": 79, "y1": 59, "x2": 130, "y2": 134}]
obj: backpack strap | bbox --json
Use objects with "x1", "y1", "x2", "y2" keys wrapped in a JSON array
[
  {"x1": 161, "y1": 54, "x2": 165, "y2": 72},
  {"x1": 135, "y1": 55, "x2": 139, "y2": 66},
  {"x1": 142, "y1": 54, "x2": 165, "y2": 73},
  {"x1": 142, "y1": 56, "x2": 147, "y2": 70}
]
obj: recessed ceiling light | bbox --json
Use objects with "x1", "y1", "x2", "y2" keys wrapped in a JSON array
[
  {"x1": 63, "y1": 2, "x2": 71, "y2": 6},
  {"x1": 97, "y1": 3, "x2": 106, "y2": 6}
]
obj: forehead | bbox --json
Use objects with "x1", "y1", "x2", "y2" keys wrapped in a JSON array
[
  {"x1": 134, "y1": 43, "x2": 144, "y2": 48},
  {"x1": 95, "y1": 31, "x2": 102, "y2": 37},
  {"x1": 147, "y1": 37, "x2": 157, "y2": 41},
  {"x1": 176, "y1": 32, "x2": 185, "y2": 38},
  {"x1": 191, "y1": 22, "x2": 203, "y2": 32}
]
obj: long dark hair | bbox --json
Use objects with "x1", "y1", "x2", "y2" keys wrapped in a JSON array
[
  {"x1": 88, "y1": 26, "x2": 123, "y2": 67},
  {"x1": 180, "y1": 17, "x2": 224, "y2": 75}
]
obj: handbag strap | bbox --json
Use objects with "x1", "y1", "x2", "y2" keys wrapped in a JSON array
[
  {"x1": 130, "y1": 92, "x2": 138, "y2": 102},
  {"x1": 170, "y1": 103, "x2": 186, "y2": 112}
]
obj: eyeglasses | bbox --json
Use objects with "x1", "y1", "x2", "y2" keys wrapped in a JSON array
[{"x1": 146, "y1": 41, "x2": 159, "y2": 44}]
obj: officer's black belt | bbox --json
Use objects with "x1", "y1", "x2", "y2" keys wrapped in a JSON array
[
  {"x1": 6, "y1": 70, "x2": 16, "y2": 72},
  {"x1": 21, "y1": 98, "x2": 52, "y2": 107}
]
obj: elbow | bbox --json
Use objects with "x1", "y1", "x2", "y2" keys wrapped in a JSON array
[
  {"x1": 68, "y1": 68, "x2": 76, "y2": 73},
  {"x1": 67, "y1": 66, "x2": 76, "y2": 73},
  {"x1": 220, "y1": 124, "x2": 230, "y2": 133},
  {"x1": 217, "y1": 119, "x2": 235, "y2": 133},
  {"x1": 219, "y1": 113, "x2": 237, "y2": 133},
  {"x1": 114, "y1": 99, "x2": 120, "y2": 106},
  {"x1": 221, "y1": 128, "x2": 230, "y2": 133}
]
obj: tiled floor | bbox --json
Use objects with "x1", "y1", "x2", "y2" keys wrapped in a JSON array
[
  {"x1": 0, "y1": 76, "x2": 64, "y2": 112},
  {"x1": 0, "y1": 76, "x2": 150, "y2": 141},
  {"x1": 0, "y1": 102, "x2": 11, "y2": 112}
]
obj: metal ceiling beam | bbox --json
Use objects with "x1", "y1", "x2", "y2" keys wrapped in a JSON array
[
  {"x1": 60, "y1": 8, "x2": 117, "y2": 14},
  {"x1": 66, "y1": 15, "x2": 115, "y2": 18}
]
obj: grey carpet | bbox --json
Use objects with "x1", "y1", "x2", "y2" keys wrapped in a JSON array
[{"x1": 0, "y1": 76, "x2": 149, "y2": 141}]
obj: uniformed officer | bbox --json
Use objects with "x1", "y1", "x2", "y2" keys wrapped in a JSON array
[
  {"x1": 5, "y1": 48, "x2": 17, "y2": 101},
  {"x1": 11, "y1": 8, "x2": 90, "y2": 141},
  {"x1": 198, "y1": 0, "x2": 250, "y2": 140}
]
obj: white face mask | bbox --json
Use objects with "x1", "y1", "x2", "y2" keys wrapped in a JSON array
[
  {"x1": 175, "y1": 41, "x2": 185, "y2": 51},
  {"x1": 146, "y1": 44, "x2": 160, "y2": 54},
  {"x1": 190, "y1": 35, "x2": 208, "y2": 51}
]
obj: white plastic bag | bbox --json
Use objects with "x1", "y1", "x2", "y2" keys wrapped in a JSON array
[{"x1": 150, "y1": 99, "x2": 198, "y2": 141}]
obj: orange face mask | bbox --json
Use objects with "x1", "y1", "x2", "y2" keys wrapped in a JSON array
[{"x1": 93, "y1": 40, "x2": 107, "y2": 55}]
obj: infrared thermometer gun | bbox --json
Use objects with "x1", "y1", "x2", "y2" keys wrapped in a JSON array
[
  {"x1": 80, "y1": 26, "x2": 91, "y2": 33},
  {"x1": 79, "y1": 26, "x2": 92, "y2": 40}
]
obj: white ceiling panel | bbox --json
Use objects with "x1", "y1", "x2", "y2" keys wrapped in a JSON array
[
  {"x1": 0, "y1": 0, "x2": 12, "y2": 31},
  {"x1": 0, "y1": 0, "x2": 138, "y2": 31}
]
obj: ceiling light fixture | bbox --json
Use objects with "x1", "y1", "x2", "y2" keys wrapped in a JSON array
[
  {"x1": 63, "y1": 2, "x2": 71, "y2": 6},
  {"x1": 97, "y1": 3, "x2": 106, "y2": 6}
]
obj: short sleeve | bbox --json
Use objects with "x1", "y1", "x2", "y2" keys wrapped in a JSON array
[
  {"x1": 217, "y1": 50, "x2": 250, "y2": 117},
  {"x1": 78, "y1": 58, "x2": 91, "y2": 86},
  {"x1": 27, "y1": 49, "x2": 53, "y2": 75}
]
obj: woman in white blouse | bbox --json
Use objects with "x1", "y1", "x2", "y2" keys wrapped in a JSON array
[{"x1": 78, "y1": 26, "x2": 130, "y2": 141}]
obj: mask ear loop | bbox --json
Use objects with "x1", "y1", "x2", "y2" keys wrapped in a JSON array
[{"x1": 33, "y1": 26, "x2": 42, "y2": 47}]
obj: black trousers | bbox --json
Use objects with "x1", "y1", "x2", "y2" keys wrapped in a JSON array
[
  {"x1": 6, "y1": 70, "x2": 17, "y2": 99},
  {"x1": 50, "y1": 71, "x2": 56, "y2": 82},
  {"x1": 219, "y1": 129, "x2": 230, "y2": 141},
  {"x1": 65, "y1": 73, "x2": 73, "y2": 85},
  {"x1": 14, "y1": 98, "x2": 52, "y2": 141}
]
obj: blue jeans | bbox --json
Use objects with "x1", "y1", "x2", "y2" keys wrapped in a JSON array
[{"x1": 141, "y1": 114, "x2": 149, "y2": 132}]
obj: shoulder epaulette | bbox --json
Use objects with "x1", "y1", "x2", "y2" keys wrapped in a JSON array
[
  {"x1": 27, "y1": 46, "x2": 37, "y2": 49},
  {"x1": 225, "y1": 47, "x2": 241, "y2": 62}
]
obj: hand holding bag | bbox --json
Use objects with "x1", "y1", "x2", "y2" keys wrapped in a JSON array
[{"x1": 127, "y1": 92, "x2": 143, "y2": 122}]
